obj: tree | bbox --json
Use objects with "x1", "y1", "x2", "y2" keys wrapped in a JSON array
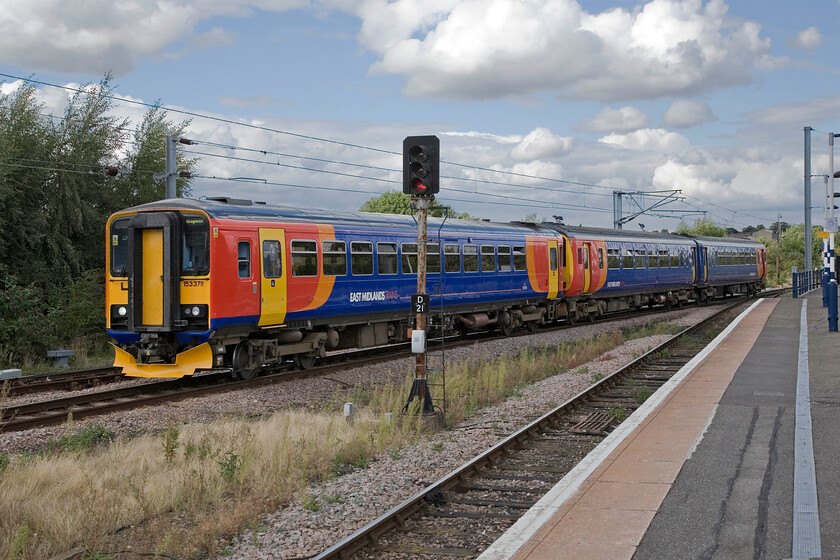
[
  {"x1": 0, "y1": 76, "x2": 200, "y2": 366},
  {"x1": 676, "y1": 218, "x2": 726, "y2": 237},
  {"x1": 360, "y1": 191, "x2": 472, "y2": 219},
  {"x1": 113, "y1": 102, "x2": 196, "y2": 207}
]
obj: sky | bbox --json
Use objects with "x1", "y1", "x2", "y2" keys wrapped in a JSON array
[{"x1": 0, "y1": 0, "x2": 838, "y2": 231}]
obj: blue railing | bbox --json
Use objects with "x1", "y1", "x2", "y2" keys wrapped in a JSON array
[{"x1": 792, "y1": 268, "x2": 822, "y2": 298}]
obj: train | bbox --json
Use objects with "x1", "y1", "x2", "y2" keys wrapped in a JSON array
[{"x1": 106, "y1": 197, "x2": 767, "y2": 379}]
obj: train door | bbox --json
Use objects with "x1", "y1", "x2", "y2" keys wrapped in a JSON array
[
  {"x1": 141, "y1": 229, "x2": 164, "y2": 326},
  {"x1": 691, "y1": 246, "x2": 699, "y2": 284},
  {"x1": 548, "y1": 239, "x2": 560, "y2": 298},
  {"x1": 582, "y1": 242, "x2": 591, "y2": 293},
  {"x1": 703, "y1": 247, "x2": 709, "y2": 282},
  {"x1": 258, "y1": 228, "x2": 287, "y2": 327},
  {"x1": 757, "y1": 248, "x2": 766, "y2": 278},
  {"x1": 126, "y1": 211, "x2": 180, "y2": 332}
]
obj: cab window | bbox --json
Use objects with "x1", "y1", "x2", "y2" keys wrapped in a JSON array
[
  {"x1": 182, "y1": 215, "x2": 210, "y2": 276},
  {"x1": 109, "y1": 218, "x2": 130, "y2": 277}
]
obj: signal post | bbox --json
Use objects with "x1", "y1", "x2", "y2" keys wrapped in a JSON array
[{"x1": 402, "y1": 135, "x2": 439, "y2": 414}]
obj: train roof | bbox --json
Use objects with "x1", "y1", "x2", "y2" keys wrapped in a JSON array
[
  {"x1": 117, "y1": 197, "x2": 551, "y2": 237},
  {"x1": 539, "y1": 224, "x2": 696, "y2": 245},
  {"x1": 691, "y1": 235, "x2": 766, "y2": 248}
]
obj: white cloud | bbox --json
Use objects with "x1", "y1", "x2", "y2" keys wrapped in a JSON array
[
  {"x1": 0, "y1": 0, "x2": 305, "y2": 75},
  {"x1": 786, "y1": 26, "x2": 823, "y2": 51},
  {"x1": 361, "y1": 0, "x2": 777, "y2": 101},
  {"x1": 577, "y1": 106, "x2": 648, "y2": 133},
  {"x1": 599, "y1": 129, "x2": 691, "y2": 152},
  {"x1": 747, "y1": 96, "x2": 840, "y2": 125},
  {"x1": 510, "y1": 127, "x2": 573, "y2": 161},
  {"x1": 661, "y1": 99, "x2": 713, "y2": 128},
  {"x1": 0, "y1": 0, "x2": 778, "y2": 103}
]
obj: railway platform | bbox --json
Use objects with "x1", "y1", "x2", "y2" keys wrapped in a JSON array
[{"x1": 478, "y1": 289, "x2": 839, "y2": 560}]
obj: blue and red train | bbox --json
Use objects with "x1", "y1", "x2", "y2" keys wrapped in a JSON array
[{"x1": 105, "y1": 197, "x2": 767, "y2": 378}]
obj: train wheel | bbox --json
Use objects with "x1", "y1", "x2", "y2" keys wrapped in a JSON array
[
  {"x1": 566, "y1": 310, "x2": 577, "y2": 325},
  {"x1": 526, "y1": 321, "x2": 539, "y2": 333},
  {"x1": 293, "y1": 354, "x2": 317, "y2": 370},
  {"x1": 232, "y1": 340, "x2": 260, "y2": 380},
  {"x1": 499, "y1": 311, "x2": 513, "y2": 336}
]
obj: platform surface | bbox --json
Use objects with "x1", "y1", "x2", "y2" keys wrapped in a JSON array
[{"x1": 479, "y1": 290, "x2": 838, "y2": 560}]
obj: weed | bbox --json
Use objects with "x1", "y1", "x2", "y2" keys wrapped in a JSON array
[
  {"x1": 636, "y1": 388, "x2": 653, "y2": 404},
  {"x1": 593, "y1": 373, "x2": 604, "y2": 382},
  {"x1": 626, "y1": 378, "x2": 639, "y2": 387},
  {"x1": 388, "y1": 448, "x2": 401, "y2": 461},
  {"x1": 156, "y1": 532, "x2": 174, "y2": 558},
  {"x1": 508, "y1": 388, "x2": 523, "y2": 398},
  {"x1": 610, "y1": 406, "x2": 628, "y2": 422},
  {"x1": 325, "y1": 493, "x2": 345, "y2": 504},
  {"x1": 7, "y1": 524, "x2": 28, "y2": 559},
  {"x1": 431, "y1": 442, "x2": 444, "y2": 452},
  {"x1": 301, "y1": 491, "x2": 321, "y2": 512},
  {"x1": 0, "y1": 451, "x2": 9, "y2": 472},
  {"x1": 575, "y1": 366, "x2": 589, "y2": 375},
  {"x1": 51, "y1": 423, "x2": 113, "y2": 452},
  {"x1": 162, "y1": 421, "x2": 180, "y2": 463},
  {"x1": 217, "y1": 452, "x2": 241, "y2": 482}
]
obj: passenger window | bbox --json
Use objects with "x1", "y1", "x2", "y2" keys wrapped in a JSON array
[
  {"x1": 607, "y1": 248, "x2": 620, "y2": 269},
  {"x1": 427, "y1": 243, "x2": 441, "y2": 273},
  {"x1": 598, "y1": 248, "x2": 604, "y2": 269},
  {"x1": 513, "y1": 246, "x2": 526, "y2": 271},
  {"x1": 648, "y1": 249, "x2": 658, "y2": 268},
  {"x1": 670, "y1": 251, "x2": 679, "y2": 267},
  {"x1": 291, "y1": 240, "x2": 318, "y2": 277},
  {"x1": 237, "y1": 241, "x2": 251, "y2": 278},
  {"x1": 549, "y1": 247, "x2": 558, "y2": 272},
  {"x1": 444, "y1": 244, "x2": 461, "y2": 273},
  {"x1": 377, "y1": 243, "x2": 398, "y2": 275},
  {"x1": 635, "y1": 249, "x2": 646, "y2": 269},
  {"x1": 482, "y1": 245, "x2": 496, "y2": 272},
  {"x1": 263, "y1": 240, "x2": 282, "y2": 278},
  {"x1": 622, "y1": 248, "x2": 634, "y2": 269},
  {"x1": 402, "y1": 243, "x2": 418, "y2": 274},
  {"x1": 498, "y1": 246, "x2": 512, "y2": 272},
  {"x1": 463, "y1": 244, "x2": 478, "y2": 272},
  {"x1": 351, "y1": 242, "x2": 373, "y2": 275},
  {"x1": 323, "y1": 240, "x2": 346, "y2": 276}
]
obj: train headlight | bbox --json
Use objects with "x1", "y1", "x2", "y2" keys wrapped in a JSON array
[
  {"x1": 118, "y1": 306, "x2": 127, "y2": 317},
  {"x1": 191, "y1": 306, "x2": 200, "y2": 316},
  {"x1": 184, "y1": 307, "x2": 192, "y2": 316}
]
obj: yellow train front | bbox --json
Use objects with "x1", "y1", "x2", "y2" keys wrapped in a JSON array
[{"x1": 106, "y1": 205, "x2": 217, "y2": 377}]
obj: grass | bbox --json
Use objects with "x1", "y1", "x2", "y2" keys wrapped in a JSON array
[{"x1": 0, "y1": 324, "x2": 670, "y2": 559}]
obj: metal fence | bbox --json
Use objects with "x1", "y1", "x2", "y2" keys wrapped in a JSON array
[{"x1": 792, "y1": 268, "x2": 821, "y2": 298}]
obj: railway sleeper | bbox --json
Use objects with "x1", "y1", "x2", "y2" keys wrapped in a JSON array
[
  {"x1": 375, "y1": 543, "x2": 479, "y2": 557},
  {"x1": 446, "y1": 497, "x2": 538, "y2": 509}
]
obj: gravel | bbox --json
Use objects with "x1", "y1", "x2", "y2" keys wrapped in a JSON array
[{"x1": 0, "y1": 306, "x2": 721, "y2": 558}]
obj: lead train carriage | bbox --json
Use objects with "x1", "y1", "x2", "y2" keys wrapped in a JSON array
[{"x1": 106, "y1": 197, "x2": 766, "y2": 379}]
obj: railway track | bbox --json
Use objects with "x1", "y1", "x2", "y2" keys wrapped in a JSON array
[
  {"x1": 312, "y1": 294, "x2": 779, "y2": 559},
  {"x1": 1, "y1": 366, "x2": 124, "y2": 396},
  {"x1": 0, "y1": 292, "x2": 782, "y2": 433}
]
